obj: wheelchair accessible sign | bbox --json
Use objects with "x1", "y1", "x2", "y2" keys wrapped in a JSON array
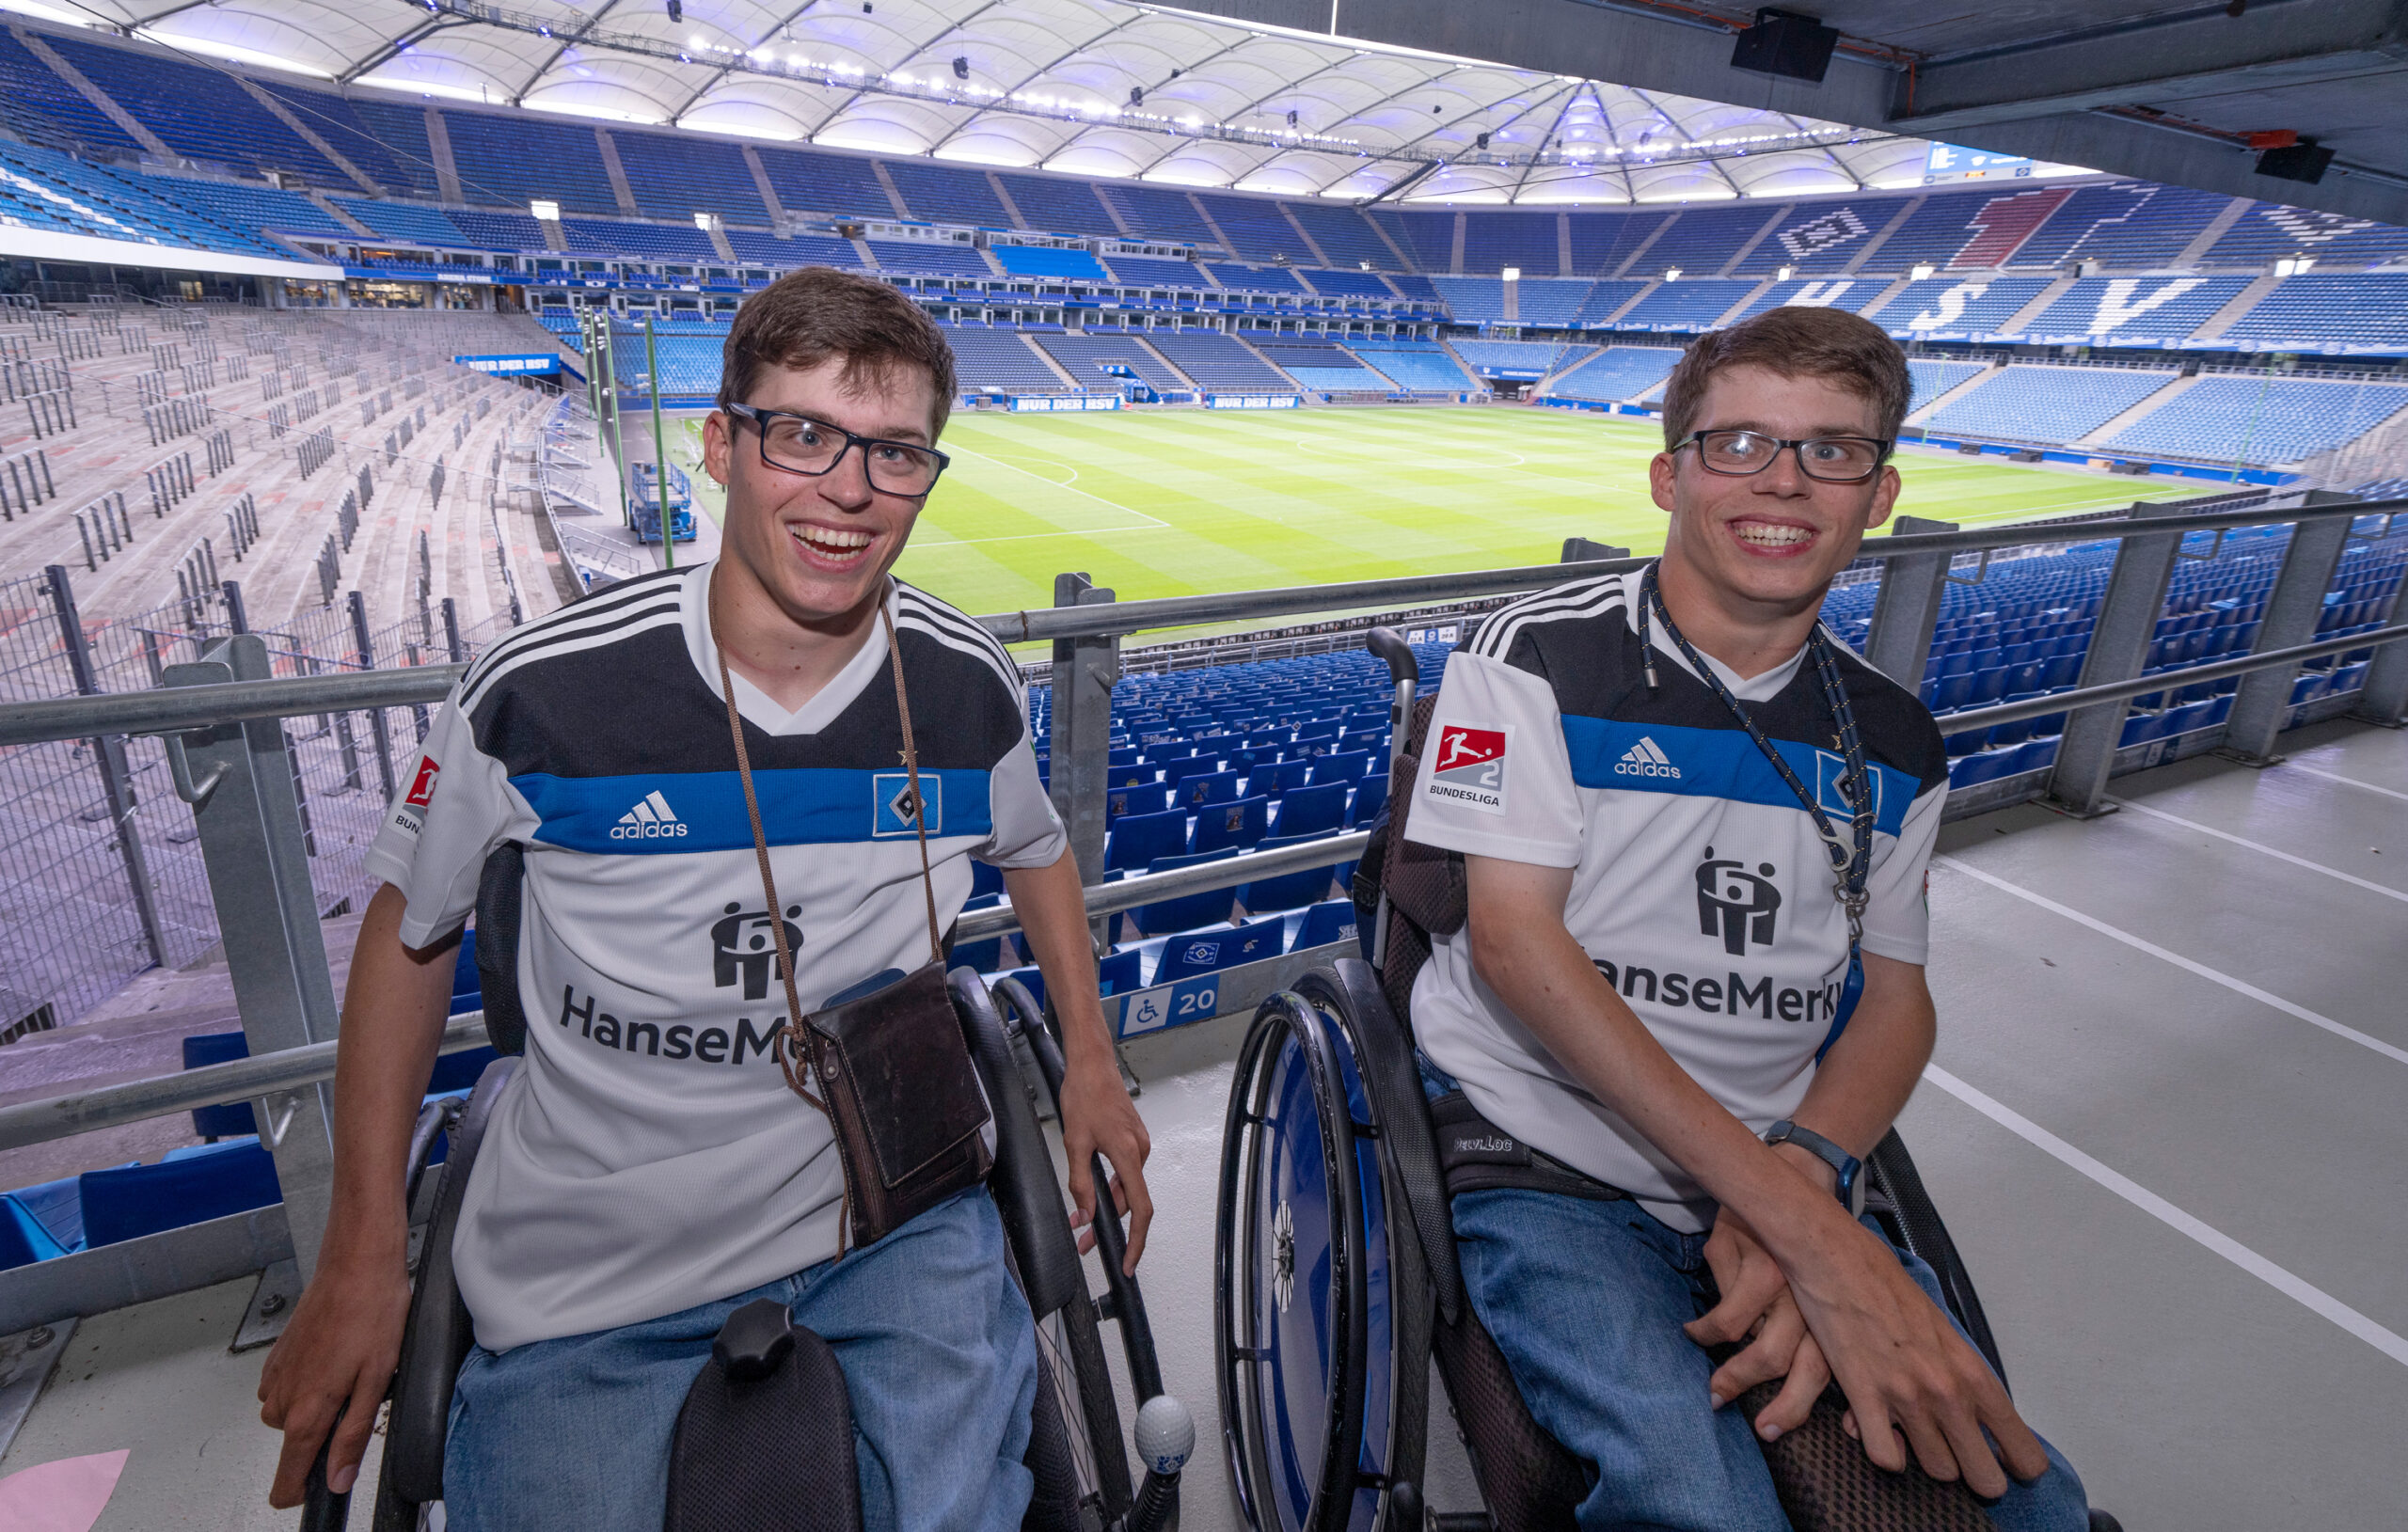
[{"x1": 1111, "y1": 973, "x2": 1223, "y2": 1037}]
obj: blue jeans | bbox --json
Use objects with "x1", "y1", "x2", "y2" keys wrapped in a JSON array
[
  {"x1": 442, "y1": 1188, "x2": 1038, "y2": 1532},
  {"x1": 1420, "y1": 1058, "x2": 2089, "y2": 1532}
]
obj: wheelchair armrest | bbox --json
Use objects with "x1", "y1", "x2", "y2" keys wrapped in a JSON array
[{"x1": 384, "y1": 1055, "x2": 520, "y2": 1508}]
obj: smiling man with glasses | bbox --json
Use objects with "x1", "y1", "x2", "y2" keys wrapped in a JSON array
[
  {"x1": 1401, "y1": 308, "x2": 2097, "y2": 1528},
  {"x1": 261, "y1": 266, "x2": 1149, "y2": 1531}
]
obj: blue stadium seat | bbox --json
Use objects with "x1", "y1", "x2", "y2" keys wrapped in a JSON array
[
  {"x1": 1108, "y1": 782, "x2": 1173, "y2": 821},
  {"x1": 1238, "y1": 831, "x2": 1347, "y2": 915},
  {"x1": 1274, "y1": 782, "x2": 1351, "y2": 839},
  {"x1": 1350, "y1": 773, "x2": 1390, "y2": 828},
  {"x1": 1253, "y1": 759, "x2": 1311, "y2": 798},
  {"x1": 1191, "y1": 796, "x2": 1271, "y2": 856},
  {"x1": 1129, "y1": 848, "x2": 1241, "y2": 936},
  {"x1": 1292, "y1": 900, "x2": 1359, "y2": 953},
  {"x1": 1310, "y1": 750, "x2": 1372, "y2": 788},
  {"x1": 1105, "y1": 808, "x2": 1189, "y2": 874},
  {"x1": 1178, "y1": 770, "x2": 1244, "y2": 809},
  {"x1": 79, "y1": 1139, "x2": 282, "y2": 1249},
  {"x1": 1153, "y1": 921, "x2": 1283, "y2": 986}
]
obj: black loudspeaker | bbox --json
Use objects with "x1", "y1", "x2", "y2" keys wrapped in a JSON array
[
  {"x1": 1731, "y1": 8, "x2": 1840, "y2": 83},
  {"x1": 2257, "y1": 140, "x2": 2334, "y2": 184}
]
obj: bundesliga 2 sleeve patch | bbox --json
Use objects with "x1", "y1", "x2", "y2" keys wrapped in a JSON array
[
  {"x1": 1426, "y1": 722, "x2": 1511, "y2": 814},
  {"x1": 393, "y1": 754, "x2": 439, "y2": 837}
]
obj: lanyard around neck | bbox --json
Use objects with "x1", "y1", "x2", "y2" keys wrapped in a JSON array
[{"x1": 1635, "y1": 564, "x2": 1874, "y2": 938}]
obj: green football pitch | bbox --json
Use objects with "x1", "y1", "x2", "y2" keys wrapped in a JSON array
[{"x1": 682, "y1": 406, "x2": 2184, "y2": 624}]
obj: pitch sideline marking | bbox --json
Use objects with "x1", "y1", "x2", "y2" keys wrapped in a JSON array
[
  {"x1": 942, "y1": 444, "x2": 1170, "y2": 529},
  {"x1": 1932, "y1": 855, "x2": 2408, "y2": 1066},
  {"x1": 2102, "y1": 796, "x2": 2408, "y2": 904},
  {"x1": 1920, "y1": 1065, "x2": 2408, "y2": 1368}
]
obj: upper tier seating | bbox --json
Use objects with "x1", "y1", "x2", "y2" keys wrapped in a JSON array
[
  {"x1": 0, "y1": 141, "x2": 283, "y2": 254},
  {"x1": 885, "y1": 161, "x2": 1010, "y2": 227},
  {"x1": 1102, "y1": 254, "x2": 1208, "y2": 288},
  {"x1": 1515, "y1": 278, "x2": 1595, "y2": 326},
  {"x1": 942, "y1": 326, "x2": 1072, "y2": 392},
  {"x1": 2017, "y1": 276, "x2": 2252, "y2": 345},
  {"x1": 610, "y1": 133, "x2": 768, "y2": 223},
  {"x1": 1872, "y1": 186, "x2": 2074, "y2": 273},
  {"x1": 1907, "y1": 359, "x2": 1988, "y2": 410},
  {"x1": 1030, "y1": 332, "x2": 1190, "y2": 392},
  {"x1": 2219, "y1": 275, "x2": 2408, "y2": 352},
  {"x1": 1741, "y1": 198, "x2": 1901, "y2": 275},
  {"x1": 139, "y1": 175, "x2": 349, "y2": 241},
  {"x1": 1460, "y1": 213, "x2": 1561, "y2": 276},
  {"x1": 1145, "y1": 331, "x2": 1294, "y2": 392},
  {"x1": 1876, "y1": 276, "x2": 2055, "y2": 340},
  {"x1": 565, "y1": 219, "x2": 721, "y2": 262},
  {"x1": 1922, "y1": 364, "x2": 2178, "y2": 444},
  {"x1": 756, "y1": 147, "x2": 893, "y2": 219},
  {"x1": 1197, "y1": 195, "x2": 1312, "y2": 264},
  {"x1": 0, "y1": 30, "x2": 139, "y2": 156},
  {"x1": 443, "y1": 112, "x2": 620, "y2": 216},
  {"x1": 1452, "y1": 340, "x2": 1590, "y2": 378},
  {"x1": 1099, "y1": 184, "x2": 1212, "y2": 245},
  {"x1": 1431, "y1": 276, "x2": 1506, "y2": 323},
  {"x1": 1572, "y1": 279, "x2": 1653, "y2": 326},
  {"x1": 2104, "y1": 375, "x2": 2408, "y2": 465},
  {"x1": 1569, "y1": 210, "x2": 1672, "y2": 277},
  {"x1": 1000, "y1": 174, "x2": 1122, "y2": 236},
  {"x1": 1345, "y1": 341, "x2": 1474, "y2": 391},
  {"x1": 2013, "y1": 182, "x2": 2231, "y2": 268},
  {"x1": 723, "y1": 230, "x2": 864, "y2": 269},
  {"x1": 1283, "y1": 202, "x2": 1397, "y2": 271},
  {"x1": 1545, "y1": 346, "x2": 1684, "y2": 403},
  {"x1": 866, "y1": 240, "x2": 990, "y2": 277},
  {"x1": 2204, "y1": 202, "x2": 2408, "y2": 267},
  {"x1": 1208, "y1": 262, "x2": 1307, "y2": 295},
  {"x1": 1298, "y1": 267, "x2": 1394, "y2": 299},
  {"x1": 1372, "y1": 211, "x2": 1456, "y2": 275},
  {"x1": 48, "y1": 35, "x2": 351, "y2": 189},
  {"x1": 339, "y1": 199, "x2": 470, "y2": 246},
  {"x1": 256, "y1": 84, "x2": 427, "y2": 200},
  {"x1": 446, "y1": 210, "x2": 550, "y2": 253},
  {"x1": 1639, "y1": 206, "x2": 1777, "y2": 277},
  {"x1": 1386, "y1": 273, "x2": 1441, "y2": 303},
  {"x1": 1613, "y1": 278, "x2": 1757, "y2": 330},
  {"x1": 1734, "y1": 278, "x2": 1889, "y2": 322},
  {"x1": 992, "y1": 245, "x2": 1108, "y2": 280}
]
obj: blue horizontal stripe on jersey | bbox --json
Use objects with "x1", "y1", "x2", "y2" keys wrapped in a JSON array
[
  {"x1": 512, "y1": 767, "x2": 994, "y2": 853},
  {"x1": 1560, "y1": 716, "x2": 1916, "y2": 838}
]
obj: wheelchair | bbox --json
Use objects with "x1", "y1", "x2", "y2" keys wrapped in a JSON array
[
  {"x1": 301, "y1": 853, "x2": 1193, "y2": 1532},
  {"x1": 1213, "y1": 633, "x2": 2118, "y2": 1532}
]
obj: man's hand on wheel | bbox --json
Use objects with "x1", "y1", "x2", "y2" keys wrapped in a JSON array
[
  {"x1": 1058, "y1": 1058, "x2": 1153, "y2": 1274},
  {"x1": 257, "y1": 1255, "x2": 411, "y2": 1508}
]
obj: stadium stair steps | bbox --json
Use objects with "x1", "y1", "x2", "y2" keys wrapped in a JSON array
[
  {"x1": 2190, "y1": 273, "x2": 2285, "y2": 342},
  {"x1": 705, "y1": 219, "x2": 737, "y2": 262},
  {"x1": 1711, "y1": 277, "x2": 1779, "y2": 328},
  {"x1": 1020, "y1": 333, "x2": 1084, "y2": 390},
  {"x1": 1228, "y1": 331, "x2": 1302, "y2": 391},
  {"x1": 535, "y1": 208, "x2": 570, "y2": 253},
  {"x1": 1850, "y1": 275, "x2": 1919, "y2": 322},
  {"x1": 867, "y1": 159, "x2": 912, "y2": 219},
  {"x1": 594, "y1": 129, "x2": 640, "y2": 215},
  {"x1": 986, "y1": 172, "x2": 1028, "y2": 230},
  {"x1": 304, "y1": 189, "x2": 378, "y2": 239},
  {"x1": 1992, "y1": 274, "x2": 2082, "y2": 340},
  {"x1": 13, "y1": 27, "x2": 170, "y2": 160},
  {"x1": 1279, "y1": 203, "x2": 1331, "y2": 266},
  {"x1": 1434, "y1": 335, "x2": 1488, "y2": 394},
  {"x1": 1716, "y1": 203, "x2": 1795, "y2": 276},
  {"x1": 740, "y1": 144, "x2": 787, "y2": 227},
  {"x1": 1186, "y1": 193, "x2": 1236, "y2": 260},
  {"x1": 1133, "y1": 336, "x2": 1200, "y2": 391},
  {"x1": 1904, "y1": 361, "x2": 2004, "y2": 426},
  {"x1": 235, "y1": 76, "x2": 382, "y2": 197},
  {"x1": 2172, "y1": 196, "x2": 2256, "y2": 266},
  {"x1": 422, "y1": 105, "x2": 465, "y2": 203},
  {"x1": 2077, "y1": 371, "x2": 2208, "y2": 446},
  {"x1": 1843, "y1": 196, "x2": 1925, "y2": 275},
  {"x1": 1588, "y1": 280, "x2": 1657, "y2": 328}
]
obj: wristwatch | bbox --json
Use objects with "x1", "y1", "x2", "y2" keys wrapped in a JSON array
[{"x1": 1764, "y1": 1119, "x2": 1866, "y2": 1219}]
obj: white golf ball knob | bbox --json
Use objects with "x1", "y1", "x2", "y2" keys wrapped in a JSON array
[{"x1": 1134, "y1": 1394, "x2": 1196, "y2": 1476}]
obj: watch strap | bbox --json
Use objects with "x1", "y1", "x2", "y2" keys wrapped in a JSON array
[{"x1": 1765, "y1": 1119, "x2": 1865, "y2": 1218}]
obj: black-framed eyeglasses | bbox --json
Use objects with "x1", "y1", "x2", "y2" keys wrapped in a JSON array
[
  {"x1": 1676, "y1": 429, "x2": 1893, "y2": 483},
  {"x1": 723, "y1": 402, "x2": 950, "y2": 498}
]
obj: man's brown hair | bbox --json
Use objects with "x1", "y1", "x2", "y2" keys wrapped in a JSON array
[
  {"x1": 717, "y1": 265, "x2": 958, "y2": 438},
  {"x1": 1658, "y1": 307, "x2": 1910, "y2": 452}
]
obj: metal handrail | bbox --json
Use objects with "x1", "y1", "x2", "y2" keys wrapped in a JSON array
[
  {"x1": 1932, "y1": 622, "x2": 2406, "y2": 735},
  {"x1": 4, "y1": 495, "x2": 2397, "y2": 750},
  {"x1": 958, "y1": 829, "x2": 1372, "y2": 942},
  {"x1": 0, "y1": 1014, "x2": 491, "y2": 1153}
]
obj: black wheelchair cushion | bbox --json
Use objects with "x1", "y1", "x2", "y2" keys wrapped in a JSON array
[
  {"x1": 666, "y1": 1301, "x2": 862, "y2": 1532},
  {"x1": 1730, "y1": 1372, "x2": 1996, "y2": 1532},
  {"x1": 474, "y1": 843, "x2": 527, "y2": 1057},
  {"x1": 1020, "y1": 1341, "x2": 1083, "y2": 1532},
  {"x1": 1429, "y1": 1298, "x2": 1589, "y2": 1530},
  {"x1": 383, "y1": 1055, "x2": 519, "y2": 1508}
]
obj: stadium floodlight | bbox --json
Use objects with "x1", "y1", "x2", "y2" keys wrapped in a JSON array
[
  {"x1": 1910, "y1": 262, "x2": 1935, "y2": 280},
  {"x1": 531, "y1": 199, "x2": 562, "y2": 222},
  {"x1": 1501, "y1": 266, "x2": 1520, "y2": 282}
]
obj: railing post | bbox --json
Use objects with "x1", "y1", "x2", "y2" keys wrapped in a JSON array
[
  {"x1": 348, "y1": 590, "x2": 398, "y2": 803},
  {"x1": 48, "y1": 564, "x2": 167, "y2": 971},
  {"x1": 160, "y1": 634, "x2": 341, "y2": 1283},
  {"x1": 1861, "y1": 514, "x2": 1960, "y2": 688},
  {"x1": 2354, "y1": 528, "x2": 2408, "y2": 727},
  {"x1": 1560, "y1": 536, "x2": 1629, "y2": 563},
  {"x1": 2219, "y1": 490, "x2": 2358, "y2": 765},
  {"x1": 1047, "y1": 573, "x2": 1118, "y2": 940},
  {"x1": 2041, "y1": 502, "x2": 2192, "y2": 818}
]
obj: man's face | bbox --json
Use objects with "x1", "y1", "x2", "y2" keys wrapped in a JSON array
[
  {"x1": 1648, "y1": 364, "x2": 1901, "y2": 612},
  {"x1": 702, "y1": 354, "x2": 940, "y2": 627}
]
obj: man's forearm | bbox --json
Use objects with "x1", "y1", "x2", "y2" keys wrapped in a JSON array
[
  {"x1": 324, "y1": 884, "x2": 463, "y2": 1268},
  {"x1": 1786, "y1": 952, "x2": 1934, "y2": 1164},
  {"x1": 999, "y1": 852, "x2": 1113, "y2": 1068}
]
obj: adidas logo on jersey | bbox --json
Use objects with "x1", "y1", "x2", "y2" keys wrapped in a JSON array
[
  {"x1": 1615, "y1": 737, "x2": 1682, "y2": 780},
  {"x1": 610, "y1": 790, "x2": 689, "y2": 841}
]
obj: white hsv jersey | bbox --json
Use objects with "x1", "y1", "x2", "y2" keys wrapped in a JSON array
[
  {"x1": 365, "y1": 565, "x2": 1064, "y2": 1350},
  {"x1": 1406, "y1": 567, "x2": 1946, "y2": 1232}
]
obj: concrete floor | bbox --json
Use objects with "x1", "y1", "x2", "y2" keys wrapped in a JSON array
[{"x1": 5, "y1": 719, "x2": 2400, "y2": 1529}]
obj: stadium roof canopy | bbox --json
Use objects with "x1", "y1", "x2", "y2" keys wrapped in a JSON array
[{"x1": 5, "y1": 0, "x2": 1963, "y2": 203}]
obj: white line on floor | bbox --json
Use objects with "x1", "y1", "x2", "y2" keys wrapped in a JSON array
[
  {"x1": 1921, "y1": 1065, "x2": 2408, "y2": 1368},
  {"x1": 2103, "y1": 797, "x2": 2408, "y2": 904},
  {"x1": 2284, "y1": 762, "x2": 2408, "y2": 803},
  {"x1": 1932, "y1": 855, "x2": 2408, "y2": 1066}
]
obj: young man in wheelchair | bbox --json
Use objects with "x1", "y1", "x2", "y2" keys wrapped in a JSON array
[
  {"x1": 258, "y1": 267, "x2": 1153, "y2": 1530},
  {"x1": 1402, "y1": 308, "x2": 2090, "y2": 1529}
]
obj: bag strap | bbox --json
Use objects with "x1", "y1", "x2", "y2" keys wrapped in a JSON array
[{"x1": 876, "y1": 600, "x2": 946, "y2": 969}]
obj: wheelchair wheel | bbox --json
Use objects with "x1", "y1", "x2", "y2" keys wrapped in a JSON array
[{"x1": 1216, "y1": 986, "x2": 1421, "y2": 1532}]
